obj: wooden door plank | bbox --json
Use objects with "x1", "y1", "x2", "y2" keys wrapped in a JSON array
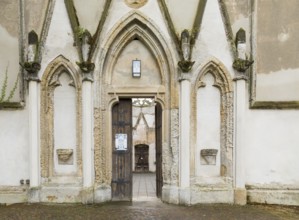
[
  {"x1": 155, "y1": 103, "x2": 163, "y2": 198},
  {"x1": 112, "y1": 99, "x2": 132, "y2": 201}
]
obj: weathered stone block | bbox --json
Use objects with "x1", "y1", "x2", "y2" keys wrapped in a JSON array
[
  {"x1": 94, "y1": 186, "x2": 111, "y2": 203},
  {"x1": 179, "y1": 188, "x2": 191, "y2": 205},
  {"x1": 234, "y1": 188, "x2": 247, "y2": 205},
  {"x1": 80, "y1": 187, "x2": 94, "y2": 204},
  {"x1": 28, "y1": 187, "x2": 40, "y2": 203},
  {"x1": 162, "y1": 185, "x2": 179, "y2": 204},
  {"x1": 40, "y1": 186, "x2": 81, "y2": 203}
]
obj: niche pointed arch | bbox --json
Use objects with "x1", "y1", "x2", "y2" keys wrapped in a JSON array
[
  {"x1": 98, "y1": 11, "x2": 175, "y2": 88},
  {"x1": 192, "y1": 58, "x2": 234, "y2": 182},
  {"x1": 40, "y1": 55, "x2": 82, "y2": 180},
  {"x1": 195, "y1": 59, "x2": 233, "y2": 94},
  {"x1": 41, "y1": 55, "x2": 82, "y2": 89}
]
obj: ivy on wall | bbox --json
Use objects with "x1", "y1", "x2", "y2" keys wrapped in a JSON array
[{"x1": 0, "y1": 64, "x2": 19, "y2": 103}]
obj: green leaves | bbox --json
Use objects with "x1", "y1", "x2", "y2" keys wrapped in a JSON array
[{"x1": 0, "y1": 64, "x2": 19, "y2": 103}]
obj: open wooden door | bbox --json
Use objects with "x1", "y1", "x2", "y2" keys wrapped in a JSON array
[
  {"x1": 135, "y1": 144, "x2": 149, "y2": 172},
  {"x1": 111, "y1": 99, "x2": 132, "y2": 201},
  {"x1": 155, "y1": 102, "x2": 163, "y2": 198}
]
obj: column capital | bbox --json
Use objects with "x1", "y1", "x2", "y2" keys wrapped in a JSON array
[
  {"x1": 23, "y1": 62, "x2": 41, "y2": 82},
  {"x1": 178, "y1": 60, "x2": 195, "y2": 73},
  {"x1": 76, "y1": 61, "x2": 95, "y2": 82},
  {"x1": 233, "y1": 58, "x2": 253, "y2": 73}
]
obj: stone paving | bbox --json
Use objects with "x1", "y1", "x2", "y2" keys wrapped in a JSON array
[
  {"x1": 0, "y1": 174, "x2": 298, "y2": 219},
  {"x1": 0, "y1": 201, "x2": 299, "y2": 220},
  {"x1": 133, "y1": 173, "x2": 156, "y2": 201}
]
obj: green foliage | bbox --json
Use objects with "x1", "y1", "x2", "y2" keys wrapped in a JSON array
[
  {"x1": 75, "y1": 26, "x2": 86, "y2": 40},
  {"x1": 0, "y1": 65, "x2": 19, "y2": 103},
  {"x1": 0, "y1": 65, "x2": 8, "y2": 102}
]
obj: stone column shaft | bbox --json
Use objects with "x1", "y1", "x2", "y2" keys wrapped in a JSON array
[
  {"x1": 179, "y1": 78, "x2": 191, "y2": 188},
  {"x1": 82, "y1": 80, "x2": 93, "y2": 187},
  {"x1": 234, "y1": 79, "x2": 247, "y2": 205},
  {"x1": 235, "y1": 80, "x2": 246, "y2": 187},
  {"x1": 29, "y1": 80, "x2": 40, "y2": 187}
]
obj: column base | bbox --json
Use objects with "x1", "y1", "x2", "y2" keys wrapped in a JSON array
[
  {"x1": 179, "y1": 187, "x2": 191, "y2": 205},
  {"x1": 162, "y1": 185, "x2": 179, "y2": 204},
  {"x1": 80, "y1": 187, "x2": 94, "y2": 204},
  {"x1": 94, "y1": 185, "x2": 111, "y2": 203},
  {"x1": 28, "y1": 187, "x2": 40, "y2": 203},
  {"x1": 234, "y1": 188, "x2": 247, "y2": 205}
]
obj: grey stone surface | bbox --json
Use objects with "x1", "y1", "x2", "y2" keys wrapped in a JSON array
[{"x1": 0, "y1": 201, "x2": 298, "y2": 220}]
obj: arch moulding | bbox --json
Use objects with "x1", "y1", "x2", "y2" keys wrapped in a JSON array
[
  {"x1": 40, "y1": 55, "x2": 82, "y2": 181},
  {"x1": 92, "y1": 11, "x2": 179, "y2": 192},
  {"x1": 190, "y1": 58, "x2": 234, "y2": 185}
]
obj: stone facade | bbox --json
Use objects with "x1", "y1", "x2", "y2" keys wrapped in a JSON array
[{"x1": 0, "y1": 0, "x2": 299, "y2": 206}]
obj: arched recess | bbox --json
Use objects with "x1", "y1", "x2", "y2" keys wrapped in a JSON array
[
  {"x1": 134, "y1": 144, "x2": 150, "y2": 172},
  {"x1": 95, "y1": 12, "x2": 175, "y2": 86},
  {"x1": 92, "y1": 11, "x2": 178, "y2": 190},
  {"x1": 92, "y1": 12, "x2": 177, "y2": 109},
  {"x1": 40, "y1": 55, "x2": 82, "y2": 182},
  {"x1": 191, "y1": 59, "x2": 234, "y2": 185}
]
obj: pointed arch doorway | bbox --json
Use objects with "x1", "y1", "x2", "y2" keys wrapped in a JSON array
[
  {"x1": 95, "y1": 12, "x2": 177, "y2": 203},
  {"x1": 111, "y1": 98, "x2": 163, "y2": 201}
]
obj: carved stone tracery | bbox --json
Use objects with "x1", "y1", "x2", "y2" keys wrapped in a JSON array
[
  {"x1": 192, "y1": 59, "x2": 234, "y2": 184},
  {"x1": 93, "y1": 12, "x2": 177, "y2": 190},
  {"x1": 40, "y1": 55, "x2": 82, "y2": 181}
]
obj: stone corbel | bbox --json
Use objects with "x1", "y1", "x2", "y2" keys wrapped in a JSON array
[
  {"x1": 22, "y1": 62, "x2": 41, "y2": 82},
  {"x1": 76, "y1": 29, "x2": 95, "y2": 82},
  {"x1": 233, "y1": 58, "x2": 253, "y2": 73},
  {"x1": 233, "y1": 28, "x2": 254, "y2": 75},
  {"x1": 76, "y1": 61, "x2": 95, "y2": 82},
  {"x1": 178, "y1": 30, "x2": 195, "y2": 73},
  {"x1": 178, "y1": 60, "x2": 195, "y2": 73},
  {"x1": 22, "y1": 30, "x2": 41, "y2": 82}
]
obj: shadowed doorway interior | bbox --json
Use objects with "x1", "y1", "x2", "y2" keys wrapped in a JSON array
[
  {"x1": 111, "y1": 98, "x2": 162, "y2": 201},
  {"x1": 132, "y1": 98, "x2": 162, "y2": 201}
]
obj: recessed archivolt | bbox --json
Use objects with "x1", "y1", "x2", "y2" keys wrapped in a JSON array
[
  {"x1": 97, "y1": 12, "x2": 174, "y2": 87},
  {"x1": 92, "y1": 12, "x2": 177, "y2": 185}
]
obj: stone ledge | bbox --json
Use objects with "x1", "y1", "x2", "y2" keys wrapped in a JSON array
[
  {"x1": 190, "y1": 188, "x2": 234, "y2": 204},
  {"x1": 39, "y1": 186, "x2": 82, "y2": 203},
  {"x1": 0, "y1": 186, "x2": 28, "y2": 204},
  {"x1": 247, "y1": 188, "x2": 299, "y2": 206}
]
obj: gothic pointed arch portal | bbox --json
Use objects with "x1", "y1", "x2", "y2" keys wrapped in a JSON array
[{"x1": 93, "y1": 12, "x2": 178, "y2": 202}]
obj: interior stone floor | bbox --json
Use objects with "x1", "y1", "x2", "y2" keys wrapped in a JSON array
[{"x1": 133, "y1": 172, "x2": 157, "y2": 201}]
